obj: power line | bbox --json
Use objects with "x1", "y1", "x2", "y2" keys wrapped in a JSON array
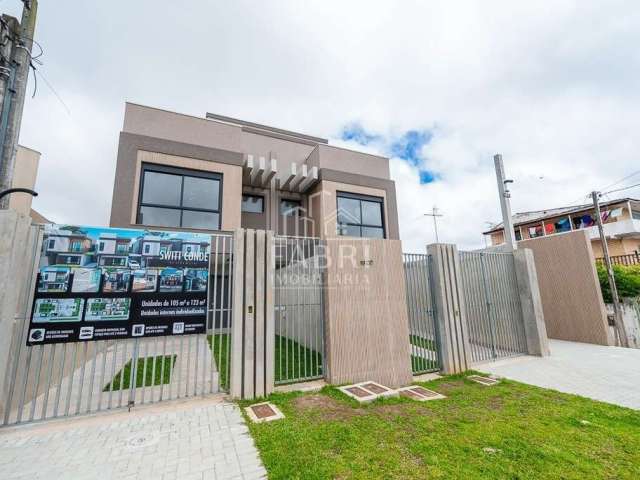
[
  {"x1": 601, "y1": 181, "x2": 640, "y2": 196},
  {"x1": 598, "y1": 169, "x2": 640, "y2": 193}
]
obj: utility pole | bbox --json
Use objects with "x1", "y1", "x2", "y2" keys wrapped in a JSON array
[
  {"x1": 424, "y1": 206, "x2": 443, "y2": 243},
  {"x1": 494, "y1": 154, "x2": 517, "y2": 250},
  {"x1": 592, "y1": 191, "x2": 629, "y2": 347},
  {"x1": 0, "y1": 0, "x2": 38, "y2": 209}
]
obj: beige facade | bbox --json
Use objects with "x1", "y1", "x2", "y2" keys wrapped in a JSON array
[
  {"x1": 109, "y1": 103, "x2": 400, "y2": 239},
  {"x1": 486, "y1": 198, "x2": 640, "y2": 259},
  {"x1": 9, "y1": 146, "x2": 40, "y2": 216}
]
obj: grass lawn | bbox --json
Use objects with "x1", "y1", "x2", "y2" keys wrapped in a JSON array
[
  {"x1": 242, "y1": 372, "x2": 640, "y2": 479},
  {"x1": 104, "y1": 355, "x2": 176, "y2": 391},
  {"x1": 207, "y1": 333, "x2": 230, "y2": 391},
  {"x1": 275, "y1": 334, "x2": 322, "y2": 384}
]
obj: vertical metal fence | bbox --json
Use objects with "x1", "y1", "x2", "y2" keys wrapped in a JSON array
[
  {"x1": 403, "y1": 253, "x2": 441, "y2": 374},
  {"x1": 1, "y1": 232, "x2": 234, "y2": 427},
  {"x1": 459, "y1": 251, "x2": 527, "y2": 363},
  {"x1": 274, "y1": 235, "x2": 325, "y2": 385}
]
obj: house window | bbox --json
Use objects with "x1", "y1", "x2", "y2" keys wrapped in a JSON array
[
  {"x1": 633, "y1": 210, "x2": 640, "y2": 220},
  {"x1": 71, "y1": 240, "x2": 82, "y2": 252},
  {"x1": 514, "y1": 229, "x2": 522, "y2": 241},
  {"x1": 143, "y1": 244, "x2": 151, "y2": 254},
  {"x1": 280, "y1": 199, "x2": 302, "y2": 217},
  {"x1": 336, "y1": 192, "x2": 385, "y2": 239},
  {"x1": 98, "y1": 241, "x2": 105, "y2": 252},
  {"x1": 242, "y1": 194, "x2": 264, "y2": 213},
  {"x1": 137, "y1": 164, "x2": 222, "y2": 230},
  {"x1": 48, "y1": 239, "x2": 55, "y2": 249}
]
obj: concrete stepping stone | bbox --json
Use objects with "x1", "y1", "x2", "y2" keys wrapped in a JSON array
[
  {"x1": 397, "y1": 385, "x2": 446, "y2": 401},
  {"x1": 468, "y1": 375, "x2": 500, "y2": 386},
  {"x1": 338, "y1": 381, "x2": 398, "y2": 403},
  {"x1": 245, "y1": 402, "x2": 285, "y2": 423}
]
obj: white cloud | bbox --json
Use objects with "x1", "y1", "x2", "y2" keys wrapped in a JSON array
[{"x1": 8, "y1": 0, "x2": 640, "y2": 250}]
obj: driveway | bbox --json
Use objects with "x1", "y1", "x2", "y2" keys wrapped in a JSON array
[
  {"x1": 478, "y1": 339, "x2": 640, "y2": 410},
  {"x1": 0, "y1": 396, "x2": 267, "y2": 480}
]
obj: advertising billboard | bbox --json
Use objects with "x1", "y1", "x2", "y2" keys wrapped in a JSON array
[{"x1": 27, "y1": 225, "x2": 211, "y2": 345}]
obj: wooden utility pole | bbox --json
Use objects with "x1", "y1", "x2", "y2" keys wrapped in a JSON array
[
  {"x1": 592, "y1": 191, "x2": 629, "y2": 347},
  {"x1": 0, "y1": 0, "x2": 38, "y2": 209}
]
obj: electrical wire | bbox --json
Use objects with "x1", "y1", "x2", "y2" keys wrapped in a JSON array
[{"x1": 601, "y1": 182, "x2": 640, "y2": 196}]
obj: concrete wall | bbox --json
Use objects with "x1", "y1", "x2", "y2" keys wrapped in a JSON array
[
  {"x1": 9, "y1": 146, "x2": 40, "y2": 216},
  {"x1": 0, "y1": 212, "x2": 39, "y2": 419},
  {"x1": 306, "y1": 144, "x2": 390, "y2": 180},
  {"x1": 519, "y1": 230, "x2": 613, "y2": 345},
  {"x1": 323, "y1": 238, "x2": 412, "y2": 387}
]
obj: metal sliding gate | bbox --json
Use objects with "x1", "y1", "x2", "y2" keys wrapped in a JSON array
[
  {"x1": 459, "y1": 251, "x2": 527, "y2": 363},
  {"x1": 1, "y1": 232, "x2": 234, "y2": 427},
  {"x1": 274, "y1": 236, "x2": 325, "y2": 385},
  {"x1": 403, "y1": 253, "x2": 441, "y2": 374}
]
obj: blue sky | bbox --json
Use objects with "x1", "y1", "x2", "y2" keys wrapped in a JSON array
[{"x1": 341, "y1": 124, "x2": 437, "y2": 184}]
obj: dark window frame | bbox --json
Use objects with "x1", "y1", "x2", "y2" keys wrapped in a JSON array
[
  {"x1": 336, "y1": 191, "x2": 386, "y2": 239},
  {"x1": 242, "y1": 193, "x2": 265, "y2": 214},
  {"x1": 137, "y1": 163, "x2": 223, "y2": 230},
  {"x1": 280, "y1": 198, "x2": 302, "y2": 217}
]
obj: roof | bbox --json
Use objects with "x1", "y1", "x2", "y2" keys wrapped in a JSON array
[
  {"x1": 30, "y1": 209, "x2": 51, "y2": 224},
  {"x1": 484, "y1": 197, "x2": 640, "y2": 235}
]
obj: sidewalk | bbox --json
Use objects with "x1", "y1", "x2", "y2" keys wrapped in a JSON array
[
  {"x1": 479, "y1": 339, "x2": 640, "y2": 410},
  {"x1": 0, "y1": 395, "x2": 266, "y2": 480}
]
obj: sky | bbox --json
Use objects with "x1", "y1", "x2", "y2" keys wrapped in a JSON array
[{"x1": 4, "y1": 0, "x2": 640, "y2": 251}]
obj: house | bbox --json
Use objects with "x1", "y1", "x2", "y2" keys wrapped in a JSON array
[
  {"x1": 109, "y1": 103, "x2": 399, "y2": 240},
  {"x1": 130, "y1": 234, "x2": 176, "y2": 267},
  {"x1": 9, "y1": 145, "x2": 50, "y2": 224},
  {"x1": 484, "y1": 197, "x2": 640, "y2": 258},
  {"x1": 96, "y1": 233, "x2": 131, "y2": 267},
  {"x1": 43, "y1": 228, "x2": 93, "y2": 266}
]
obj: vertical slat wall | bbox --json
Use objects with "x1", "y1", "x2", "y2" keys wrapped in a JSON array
[{"x1": 229, "y1": 229, "x2": 275, "y2": 400}]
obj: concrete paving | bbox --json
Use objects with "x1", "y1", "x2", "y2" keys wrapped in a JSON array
[
  {"x1": 478, "y1": 339, "x2": 640, "y2": 410},
  {"x1": 0, "y1": 395, "x2": 267, "y2": 480}
]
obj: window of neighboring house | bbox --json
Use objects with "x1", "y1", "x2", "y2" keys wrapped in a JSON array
[
  {"x1": 137, "y1": 164, "x2": 222, "y2": 230},
  {"x1": 242, "y1": 194, "x2": 264, "y2": 213},
  {"x1": 336, "y1": 192, "x2": 385, "y2": 239},
  {"x1": 554, "y1": 217, "x2": 572, "y2": 233},
  {"x1": 514, "y1": 229, "x2": 522, "y2": 241},
  {"x1": 116, "y1": 244, "x2": 128, "y2": 254},
  {"x1": 633, "y1": 210, "x2": 640, "y2": 220},
  {"x1": 70, "y1": 240, "x2": 81, "y2": 252},
  {"x1": 98, "y1": 241, "x2": 105, "y2": 252},
  {"x1": 48, "y1": 239, "x2": 55, "y2": 249},
  {"x1": 143, "y1": 244, "x2": 151, "y2": 254},
  {"x1": 280, "y1": 199, "x2": 302, "y2": 217}
]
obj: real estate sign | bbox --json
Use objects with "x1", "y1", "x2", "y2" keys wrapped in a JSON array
[{"x1": 26, "y1": 224, "x2": 211, "y2": 345}]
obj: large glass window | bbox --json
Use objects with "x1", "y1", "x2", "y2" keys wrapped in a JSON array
[
  {"x1": 242, "y1": 194, "x2": 264, "y2": 213},
  {"x1": 137, "y1": 164, "x2": 222, "y2": 230},
  {"x1": 336, "y1": 192, "x2": 385, "y2": 239}
]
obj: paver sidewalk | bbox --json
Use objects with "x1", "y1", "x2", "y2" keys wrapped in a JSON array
[
  {"x1": 480, "y1": 339, "x2": 640, "y2": 410},
  {"x1": 0, "y1": 395, "x2": 267, "y2": 480}
]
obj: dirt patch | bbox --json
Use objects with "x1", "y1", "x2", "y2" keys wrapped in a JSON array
[
  {"x1": 487, "y1": 395, "x2": 504, "y2": 411},
  {"x1": 432, "y1": 380, "x2": 465, "y2": 394},
  {"x1": 292, "y1": 394, "x2": 365, "y2": 421}
]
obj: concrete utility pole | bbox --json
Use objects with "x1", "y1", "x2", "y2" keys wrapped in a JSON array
[
  {"x1": 0, "y1": 0, "x2": 38, "y2": 209},
  {"x1": 494, "y1": 154, "x2": 518, "y2": 250},
  {"x1": 592, "y1": 191, "x2": 629, "y2": 347},
  {"x1": 424, "y1": 206, "x2": 443, "y2": 243}
]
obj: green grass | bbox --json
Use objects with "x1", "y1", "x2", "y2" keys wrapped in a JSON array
[
  {"x1": 241, "y1": 372, "x2": 640, "y2": 479},
  {"x1": 104, "y1": 355, "x2": 176, "y2": 391},
  {"x1": 207, "y1": 333, "x2": 230, "y2": 391},
  {"x1": 410, "y1": 335, "x2": 437, "y2": 351},
  {"x1": 275, "y1": 335, "x2": 322, "y2": 384}
]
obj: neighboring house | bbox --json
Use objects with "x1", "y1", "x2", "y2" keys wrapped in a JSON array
[
  {"x1": 44, "y1": 229, "x2": 93, "y2": 266},
  {"x1": 96, "y1": 233, "x2": 131, "y2": 267},
  {"x1": 109, "y1": 103, "x2": 399, "y2": 240},
  {"x1": 484, "y1": 197, "x2": 640, "y2": 258},
  {"x1": 9, "y1": 145, "x2": 49, "y2": 224}
]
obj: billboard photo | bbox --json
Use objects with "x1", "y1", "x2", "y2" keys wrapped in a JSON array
[{"x1": 26, "y1": 224, "x2": 211, "y2": 345}]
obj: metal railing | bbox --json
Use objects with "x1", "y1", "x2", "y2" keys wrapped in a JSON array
[
  {"x1": 274, "y1": 235, "x2": 325, "y2": 385},
  {"x1": 596, "y1": 252, "x2": 640, "y2": 266},
  {"x1": 1, "y1": 232, "x2": 234, "y2": 427},
  {"x1": 403, "y1": 253, "x2": 441, "y2": 374},
  {"x1": 459, "y1": 251, "x2": 527, "y2": 363}
]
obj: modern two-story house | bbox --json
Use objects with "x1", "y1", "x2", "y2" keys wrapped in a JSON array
[{"x1": 109, "y1": 103, "x2": 399, "y2": 239}]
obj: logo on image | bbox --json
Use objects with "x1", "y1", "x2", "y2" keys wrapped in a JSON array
[
  {"x1": 132, "y1": 324, "x2": 145, "y2": 337},
  {"x1": 29, "y1": 328, "x2": 45, "y2": 343},
  {"x1": 172, "y1": 322, "x2": 185, "y2": 334},
  {"x1": 79, "y1": 326, "x2": 94, "y2": 340}
]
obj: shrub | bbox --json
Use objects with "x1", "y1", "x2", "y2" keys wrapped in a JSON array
[{"x1": 596, "y1": 263, "x2": 640, "y2": 303}]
